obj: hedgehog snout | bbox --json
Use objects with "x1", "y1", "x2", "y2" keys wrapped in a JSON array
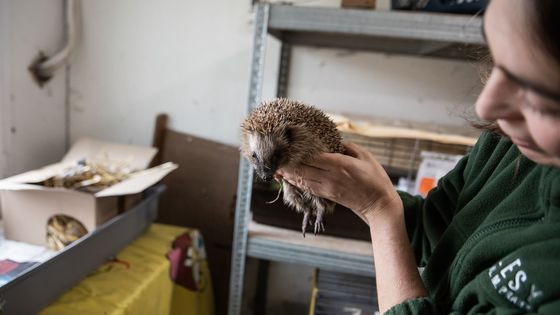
[
  {"x1": 258, "y1": 163, "x2": 277, "y2": 183},
  {"x1": 262, "y1": 173, "x2": 274, "y2": 182},
  {"x1": 255, "y1": 156, "x2": 280, "y2": 183},
  {"x1": 255, "y1": 168, "x2": 275, "y2": 182}
]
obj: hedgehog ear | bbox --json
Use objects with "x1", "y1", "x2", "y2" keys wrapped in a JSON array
[
  {"x1": 284, "y1": 126, "x2": 303, "y2": 144},
  {"x1": 285, "y1": 128, "x2": 294, "y2": 144}
]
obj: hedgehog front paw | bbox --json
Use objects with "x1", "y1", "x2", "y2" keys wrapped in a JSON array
[{"x1": 313, "y1": 217, "x2": 325, "y2": 235}]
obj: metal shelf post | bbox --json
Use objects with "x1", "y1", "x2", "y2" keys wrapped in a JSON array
[
  {"x1": 276, "y1": 43, "x2": 292, "y2": 98},
  {"x1": 227, "y1": 3, "x2": 269, "y2": 315}
]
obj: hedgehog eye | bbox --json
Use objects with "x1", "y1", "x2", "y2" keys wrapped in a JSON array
[{"x1": 252, "y1": 152, "x2": 258, "y2": 161}]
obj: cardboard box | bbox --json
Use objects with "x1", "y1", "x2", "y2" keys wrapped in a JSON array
[{"x1": 0, "y1": 138, "x2": 177, "y2": 246}]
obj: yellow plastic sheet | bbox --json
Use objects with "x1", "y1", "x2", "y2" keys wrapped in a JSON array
[{"x1": 40, "y1": 223, "x2": 214, "y2": 315}]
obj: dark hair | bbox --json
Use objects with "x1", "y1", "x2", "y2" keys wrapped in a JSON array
[
  {"x1": 471, "y1": 51, "x2": 500, "y2": 133},
  {"x1": 473, "y1": 0, "x2": 560, "y2": 134},
  {"x1": 530, "y1": 0, "x2": 560, "y2": 63}
]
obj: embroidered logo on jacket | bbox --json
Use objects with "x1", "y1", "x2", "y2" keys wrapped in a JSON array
[{"x1": 488, "y1": 258, "x2": 543, "y2": 311}]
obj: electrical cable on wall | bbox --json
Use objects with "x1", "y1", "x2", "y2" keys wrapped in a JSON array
[{"x1": 29, "y1": 0, "x2": 80, "y2": 87}]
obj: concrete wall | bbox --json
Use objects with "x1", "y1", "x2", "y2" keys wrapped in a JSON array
[
  {"x1": 68, "y1": 0, "x2": 482, "y2": 148},
  {"x1": 68, "y1": 0, "x2": 255, "y2": 146},
  {"x1": 288, "y1": 47, "x2": 481, "y2": 124},
  {"x1": 0, "y1": 0, "x2": 67, "y2": 178}
]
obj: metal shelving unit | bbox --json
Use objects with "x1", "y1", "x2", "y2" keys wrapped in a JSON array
[{"x1": 228, "y1": 4, "x2": 484, "y2": 314}]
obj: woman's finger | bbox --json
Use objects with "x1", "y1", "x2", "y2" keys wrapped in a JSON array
[
  {"x1": 280, "y1": 164, "x2": 339, "y2": 198},
  {"x1": 343, "y1": 142, "x2": 361, "y2": 158},
  {"x1": 344, "y1": 142, "x2": 373, "y2": 161},
  {"x1": 305, "y1": 151, "x2": 353, "y2": 171},
  {"x1": 280, "y1": 164, "x2": 326, "y2": 184},
  {"x1": 301, "y1": 159, "x2": 330, "y2": 172}
]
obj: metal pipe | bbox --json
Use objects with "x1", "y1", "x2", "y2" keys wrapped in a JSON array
[{"x1": 29, "y1": 0, "x2": 80, "y2": 86}]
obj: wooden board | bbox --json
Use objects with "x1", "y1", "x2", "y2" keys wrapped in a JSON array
[
  {"x1": 330, "y1": 113, "x2": 479, "y2": 146},
  {"x1": 155, "y1": 127, "x2": 239, "y2": 315}
]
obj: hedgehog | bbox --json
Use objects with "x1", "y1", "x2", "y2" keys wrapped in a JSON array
[{"x1": 240, "y1": 98, "x2": 344, "y2": 236}]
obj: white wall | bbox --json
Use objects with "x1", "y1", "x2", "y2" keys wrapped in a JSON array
[
  {"x1": 69, "y1": 0, "x2": 255, "y2": 146},
  {"x1": 0, "y1": 0, "x2": 67, "y2": 178},
  {"x1": 69, "y1": 0, "x2": 482, "y2": 148},
  {"x1": 288, "y1": 47, "x2": 481, "y2": 125}
]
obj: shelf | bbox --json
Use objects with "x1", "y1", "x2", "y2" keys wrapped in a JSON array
[
  {"x1": 268, "y1": 4, "x2": 485, "y2": 59},
  {"x1": 247, "y1": 221, "x2": 374, "y2": 276}
]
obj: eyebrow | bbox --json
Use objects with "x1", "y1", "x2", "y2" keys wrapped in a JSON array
[
  {"x1": 497, "y1": 65, "x2": 560, "y2": 103},
  {"x1": 481, "y1": 14, "x2": 560, "y2": 104}
]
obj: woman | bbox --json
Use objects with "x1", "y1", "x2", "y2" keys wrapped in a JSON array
[{"x1": 278, "y1": 0, "x2": 560, "y2": 313}]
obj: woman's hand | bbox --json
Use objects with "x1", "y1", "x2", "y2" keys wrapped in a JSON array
[
  {"x1": 276, "y1": 143, "x2": 403, "y2": 225},
  {"x1": 278, "y1": 143, "x2": 427, "y2": 312}
]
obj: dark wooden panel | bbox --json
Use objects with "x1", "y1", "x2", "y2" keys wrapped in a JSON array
[{"x1": 156, "y1": 129, "x2": 239, "y2": 315}]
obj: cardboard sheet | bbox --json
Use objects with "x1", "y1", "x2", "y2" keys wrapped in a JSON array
[{"x1": 62, "y1": 138, "x2": 157, "y2": 171}]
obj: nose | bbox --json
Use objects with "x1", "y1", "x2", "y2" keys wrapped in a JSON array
[
  {"x1": 475, "y1": 68, "x2": 524, "y2": 122},
  {"x1": 263, "y1": 174, "x2": 274, "y2": 182}
]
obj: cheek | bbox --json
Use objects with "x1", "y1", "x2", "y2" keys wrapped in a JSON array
[{"x1": 526, "y1": 117, "x2": 560, "y2": 157}]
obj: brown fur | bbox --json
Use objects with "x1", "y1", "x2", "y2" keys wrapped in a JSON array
[{"x1": 240, "y1": 98, "x2": 344, "y2": 236}]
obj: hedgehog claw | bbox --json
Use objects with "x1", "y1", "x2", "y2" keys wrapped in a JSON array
[
  {"x1": 313, "y1": 219, "x2": 325, "y2": 235},
  {"x1": 313, "y1": 211, "x2": 326, "y2": 235},
  {"x1": 302, "y1": 212, "x2": 310, "y2": 237}
]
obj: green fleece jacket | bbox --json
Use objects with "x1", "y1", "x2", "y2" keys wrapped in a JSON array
[{"x1": 387, "y1": 132, "x2": 560, "y2": 314}]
